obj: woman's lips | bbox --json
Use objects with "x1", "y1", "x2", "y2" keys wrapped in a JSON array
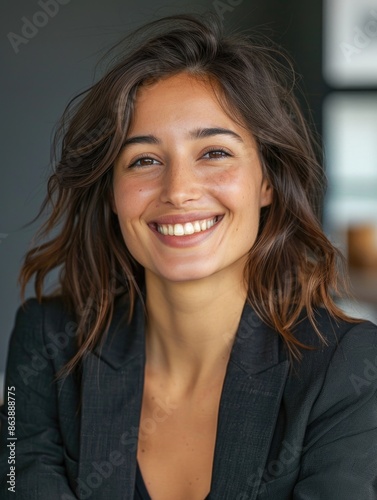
[
  {"x1": 155, "y1": 215, "x2": 221, "y2": 236},
  {"x1": 148, "y1": 214, "x2": 224, "y2": 247}
]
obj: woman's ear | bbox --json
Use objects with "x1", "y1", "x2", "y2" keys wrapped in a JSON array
[{"x1": 260, "y1": 178, "x2": 273, "y2": 208}]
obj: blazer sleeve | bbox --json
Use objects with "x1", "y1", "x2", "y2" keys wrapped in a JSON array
[
  {"x1": 0, "y1": 300, "x2": 78, "y2": 499},
  {"x1": 293, "y1": 321, "x2": 377, "y2": 500}
]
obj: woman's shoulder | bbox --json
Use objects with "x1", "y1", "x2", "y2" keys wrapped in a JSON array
[
  {"x1": 290, "y1": 307, "x2": 377, "y2": 393},
  {"x1": 12, "y1": 295, "x2": 76, "y2": 333},
  {"x1": 9, "y1": 293, "x2": 137, "y2": 367},
  {"x1": 294, "y1": 306, "x2": 377, "y2": 351},
  {"x1": 14, "y1": 292, "x2": 134, "y2": 328},
  {"x1": 8, "y1": 296, "x2": 78, "y2": 367}
]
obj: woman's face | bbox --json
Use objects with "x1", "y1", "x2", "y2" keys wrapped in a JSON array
[{"x1": 112, "y1": 72, "x2": 272, "y2": 284}]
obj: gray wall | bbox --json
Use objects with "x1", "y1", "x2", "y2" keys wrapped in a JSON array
[{"x1": 0, "y1": 0, "x2": 322, "y2": 391}]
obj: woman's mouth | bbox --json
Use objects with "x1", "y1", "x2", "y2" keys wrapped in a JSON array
[{"x1": 155, "y1": 216, "x2": 222, "y2": 236}]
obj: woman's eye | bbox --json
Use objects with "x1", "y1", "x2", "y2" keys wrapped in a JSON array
[
  {"x1": 129, "y1": 156, "x2": 160, "y2": 168},
  {"x1": 202, "y1": 149, "x2": 231, "y2": 160}
]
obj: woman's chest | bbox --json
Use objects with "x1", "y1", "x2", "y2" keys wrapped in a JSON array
[{"x1": 136, "y1": 379, "x2": 223, "y2": 500}]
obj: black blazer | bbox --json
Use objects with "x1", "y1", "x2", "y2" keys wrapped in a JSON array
[{"x1": 1, "y1": 296, "x2": 377, "y2": 499}]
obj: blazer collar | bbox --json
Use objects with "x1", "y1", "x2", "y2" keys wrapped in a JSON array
[
  {"x1": 92, "y1": 294, "x2": 146, "y2": 370},
  {"x1": 229, "y1": 301, "x2": 285, "y2": 374},
  {"x1": 78, "y1": 296, "x2": 288, "y2": 500}
]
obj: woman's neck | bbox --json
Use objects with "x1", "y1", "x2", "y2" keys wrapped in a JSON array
[{"x1": 144, "y1": 270, "x2": 247, "y2": 392}]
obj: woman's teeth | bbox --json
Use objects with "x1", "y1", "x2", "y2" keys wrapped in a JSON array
[{"x1": 157, "y1": 217, "x2": 219, "y2": 236}]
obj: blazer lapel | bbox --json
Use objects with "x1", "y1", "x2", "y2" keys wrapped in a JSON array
[
  {"x1": 77, "y1": 297, "x2": 146, "y2": 500},
  {"x1": 209, "y1": 303, "x2": 289, "y2": 500}
]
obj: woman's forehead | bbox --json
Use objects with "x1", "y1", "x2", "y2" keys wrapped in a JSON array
[{"x1": 130, "y1": 72, "x2": 250, "y2": 136}]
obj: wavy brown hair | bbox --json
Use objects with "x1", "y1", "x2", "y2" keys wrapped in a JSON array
[{"x1": 20, "y1": 13, "x2": 356, "y2": 375}]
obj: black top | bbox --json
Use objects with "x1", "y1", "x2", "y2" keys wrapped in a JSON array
[
  {"x1": 134, "y1": 462, "x2": 210, "y2": 499},
  {"x1": 134, "y1": 462, "x2": 151, "y2": 499}
]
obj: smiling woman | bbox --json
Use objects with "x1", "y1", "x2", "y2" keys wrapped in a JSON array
[
  {"x1": 112, "y1": 73, "x2": 272, "y2": 283},
  {"x1": 1, "y1": 12, "x2": 377, "y2": 500}
]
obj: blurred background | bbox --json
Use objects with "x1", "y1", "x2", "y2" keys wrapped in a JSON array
[{"x1": 1, "y1": 0, "x2": 377, "y2": 401}]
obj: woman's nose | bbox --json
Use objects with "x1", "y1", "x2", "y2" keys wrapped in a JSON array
[{"x1": 159, "y1": 162, "x2": 202, "y2": 207}]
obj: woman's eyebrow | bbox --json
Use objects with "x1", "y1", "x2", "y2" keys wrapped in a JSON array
[
  {"x1": 123, "y1": 135, "x2": 160, "y2": 147},
  {"x1": 189, "y1": 127, "x2": 244, "y2": 142},
  {"x1": 123, "y1": 127, "x2": 244, "y2": 148}
]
